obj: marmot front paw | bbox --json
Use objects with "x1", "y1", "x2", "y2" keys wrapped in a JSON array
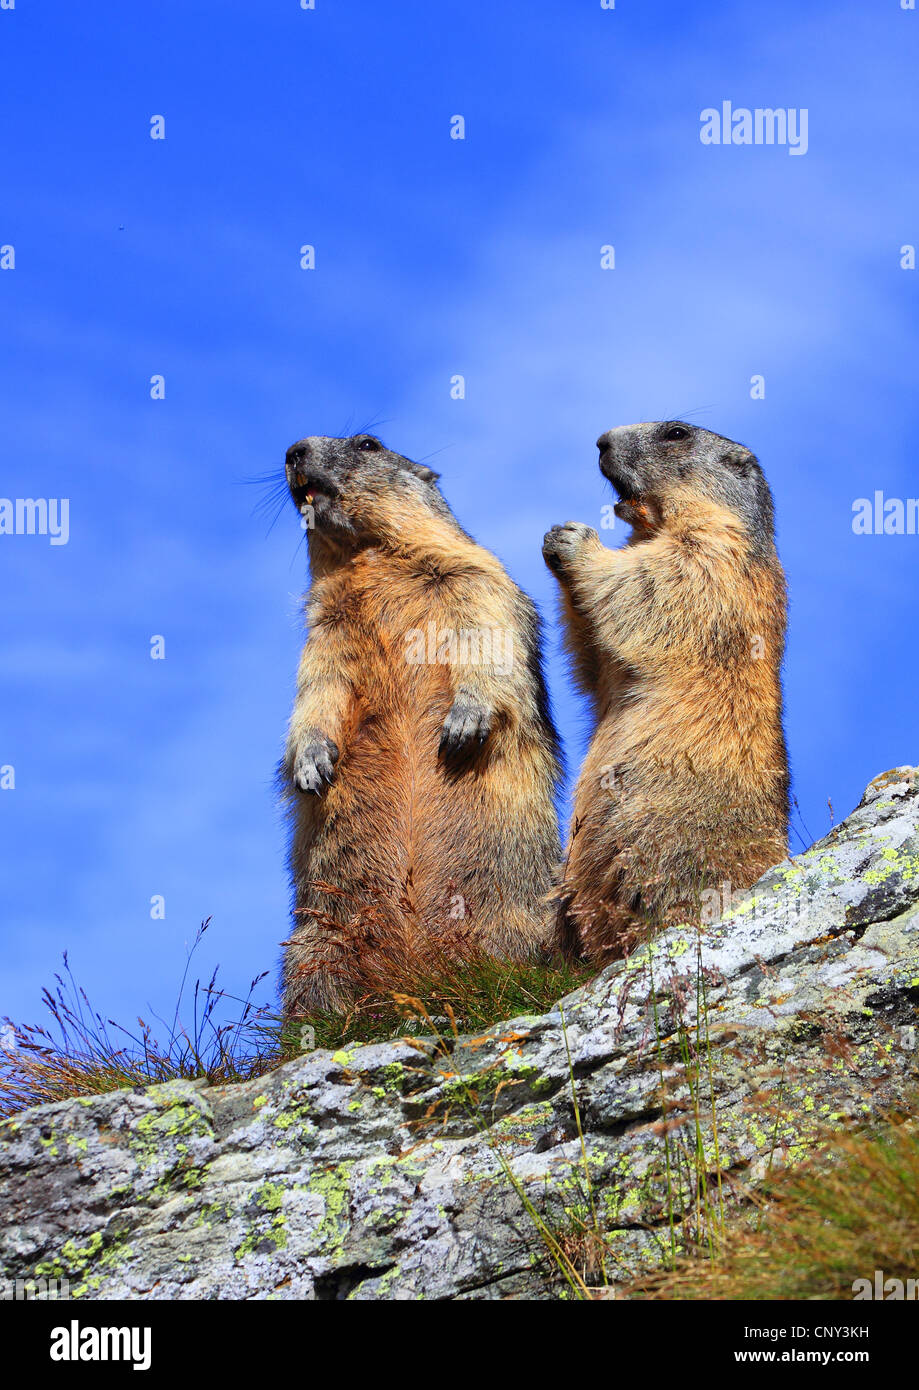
[
  {"x1": 438, "y1": 699, "x2": 493, "y2": 761},
  {"x1": 542, "y1": 522, "x2": 600, "y2": 576},
  {"x1": 293, "y1": 734, "x2": 340, "y2": 794}
]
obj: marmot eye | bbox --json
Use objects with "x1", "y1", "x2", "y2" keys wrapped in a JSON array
[
  {"x1": 356, "y1": 437, "x2": 382, "y2": 453},
  {"x1": 663, "y1": 425, "x2": 690, "y2": 442}
]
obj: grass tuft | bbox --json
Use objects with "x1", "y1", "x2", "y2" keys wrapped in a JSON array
[
  {"x1": 624, "y1": 1110, "x2": 919, "y2": 1300},
  {"x1": 0, "y1": 917, "x2": 591, "y2": 1119}
]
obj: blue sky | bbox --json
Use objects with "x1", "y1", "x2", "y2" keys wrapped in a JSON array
[{"x1": 1, "y1": 0, "x2": 917, "y2": 1032}]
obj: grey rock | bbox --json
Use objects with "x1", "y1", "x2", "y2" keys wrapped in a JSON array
[{"x1": 2, "y1": 767, "x2": 918, "y2": 1300}]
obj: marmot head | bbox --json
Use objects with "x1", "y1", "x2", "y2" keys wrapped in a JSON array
[
  {"x1": 597, "y1": 421, "x2": 777, "y2": 555},
  {"x1": 285, "y1": 434, "x2": 448, "y2": 546}
]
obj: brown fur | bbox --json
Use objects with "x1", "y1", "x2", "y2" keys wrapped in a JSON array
[
  {"x1": 280, "y1": 434, "x2": 561, "y2": 1015},
  {"x1": 544, "y1": 422, "x2": 789, "y2": 962}
]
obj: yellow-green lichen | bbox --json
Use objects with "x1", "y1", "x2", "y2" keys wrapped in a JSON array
[
  {"x1": 34, "y1": 1229, "x2": 133, "y2": 1293},
  {"x1": 309, "y1": 1164, "x2": 353, "y2": 1254},
  {"x1": 234, "y1": 1182, "x2": 289, "y2": 1259}
]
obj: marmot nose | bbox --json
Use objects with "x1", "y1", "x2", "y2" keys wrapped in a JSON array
[
  {"x1": 597, "y1": 432, "x2": 613, "y2": 453},
  {"x1": 286, "y1": 439, "x2": 312, "y2": 469}
]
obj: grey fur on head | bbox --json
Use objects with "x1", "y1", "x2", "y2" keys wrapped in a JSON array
[
  {"x1": 285, "y1": 434, "x2": 454, "y2": 539},
  {"x1": 597, "y1": 421, "x2": 777, "y2": 557}
]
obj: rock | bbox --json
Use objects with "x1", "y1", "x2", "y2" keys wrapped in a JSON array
[{"x1": 2, "y1": 767, "x2": 918, "y2": 1300}]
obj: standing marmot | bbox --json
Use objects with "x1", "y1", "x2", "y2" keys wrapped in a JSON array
[
  {"x1": 280, "y1": 433, "x2": 561, "y2": 1016},
  {"x1": 543, "y1": 421, "x2": 789, "y2": 962}
]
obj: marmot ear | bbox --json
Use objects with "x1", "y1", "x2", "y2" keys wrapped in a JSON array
[
  {"x1": 413, "y1": 465, "x2": 440, "y2": 485},
  {"x1": 721, "y1": 449, "x2": 751, "y2": 477}
]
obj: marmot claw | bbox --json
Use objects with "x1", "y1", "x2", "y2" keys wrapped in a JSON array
[
  {"x1": 438, "y1": 699, "x2": 492, "y2": 761},
  {"x1": 542, "y1": 522, "x2": 599, "y2": 574},
  {"x1": 293, "y1": 735, "x2": 340, "y2": 794}
]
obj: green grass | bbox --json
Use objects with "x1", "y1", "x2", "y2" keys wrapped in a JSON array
[
  {"x1": 0, "y1": 918, "x2": 592, "y2": 1119},
  {"x1": 625, "y1": 1109, "x2": 919, "y2": 1300}
]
